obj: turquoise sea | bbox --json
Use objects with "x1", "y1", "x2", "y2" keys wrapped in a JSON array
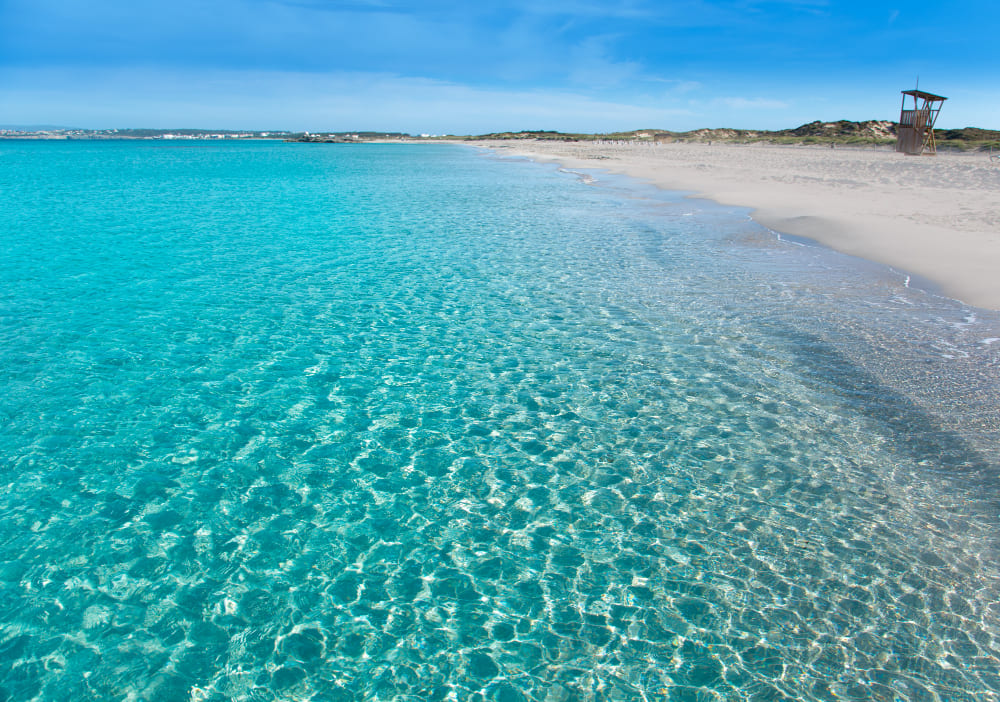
[{"x1": 1, "y1": 140, "x2": 999, "y2": 701}]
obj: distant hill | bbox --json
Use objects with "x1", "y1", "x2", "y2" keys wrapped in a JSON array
[
  {"x1": 466, "y1": 121, "x2": 1000, "y2": 150},
  {"x1": 935, "y1": 127, "x2": 1000, "y2": 148},
  {"x1": 775, "y1": 120, "x2": 896, "y2": 139}
]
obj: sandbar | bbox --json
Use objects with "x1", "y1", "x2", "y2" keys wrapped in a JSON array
[{"x1": 472, "y1": 140, "x2": 1000, "y2": 311}]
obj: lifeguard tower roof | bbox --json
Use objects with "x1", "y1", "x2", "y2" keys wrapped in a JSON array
[{"x1": 901, "y1": 89, "x2": 947, "y2": 102}]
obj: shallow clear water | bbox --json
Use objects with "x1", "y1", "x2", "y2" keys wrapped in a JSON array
[{"x1": 1, "y1": 140, "x2": 999, "y2": 701}]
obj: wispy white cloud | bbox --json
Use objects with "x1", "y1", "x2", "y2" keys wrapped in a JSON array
[
  {"x1": 567, "y1": 35, "x2": 643, "y2": 88},
  {"x1": 6, "y1": 65, "x2": 996, "y2": 130},
  {"x1": 713, "y1": 96, "x2": 789, "y2": 110},
  {"x1": 4, "y1": 0, "x2": 996, "y2": 130},
  {"x1": 0, "y1": 66, "x2": 697, "y2": 133},
  {"x1": 647, "y1": 78, "x2": 702, "y2": 93}
]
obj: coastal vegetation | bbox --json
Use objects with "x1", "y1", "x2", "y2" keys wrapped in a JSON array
[{"x1": 463, "y1": 121, "x2": 1000, "y2": 151}]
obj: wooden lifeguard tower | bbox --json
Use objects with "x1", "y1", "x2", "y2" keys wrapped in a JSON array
[{"x1": 896, "y1": 88, "x2": 947, "y2": 155}]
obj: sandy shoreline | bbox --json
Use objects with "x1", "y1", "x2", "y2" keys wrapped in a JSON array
[{"x1": 467, "y1": 140, "x2": 1000, "y2": 311}]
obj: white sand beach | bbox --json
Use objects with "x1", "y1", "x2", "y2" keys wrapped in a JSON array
[{"x1": 474, "y1": 140, "x2": 1000, "y2": 310}]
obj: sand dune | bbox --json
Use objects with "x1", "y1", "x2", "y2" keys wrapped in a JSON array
[{"x1": 475, "y1": 140, "x2": 1000, "y2": 310}]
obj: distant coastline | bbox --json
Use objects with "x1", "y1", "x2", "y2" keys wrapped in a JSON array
[
  {"x1": 0, "y1": 128, "x2": 411, "y2": 142},
  {"x1": 0, "y1": 128, "x2": 288, "y2": 140},
  {"x1": 4, "y1": 121, "x2": 999, "y2": 151}
]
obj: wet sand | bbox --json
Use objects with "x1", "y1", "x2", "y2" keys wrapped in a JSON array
[{"x1": 472, "y1": 140, "x2": 1000, "y2": 310}]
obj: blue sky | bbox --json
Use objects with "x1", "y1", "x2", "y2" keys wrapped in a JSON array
[{"x1": 2, "y1": 0, "x2": 997, "y2": 132}]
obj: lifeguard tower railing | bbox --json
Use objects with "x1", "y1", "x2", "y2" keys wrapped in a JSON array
[{"x1": 896, "y1": 89, "x2": 947, "y2": 155}]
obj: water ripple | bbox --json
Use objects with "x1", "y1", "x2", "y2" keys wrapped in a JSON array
[{"x1": 0, "y1": 141, "x2": 999, "y2": 701}]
